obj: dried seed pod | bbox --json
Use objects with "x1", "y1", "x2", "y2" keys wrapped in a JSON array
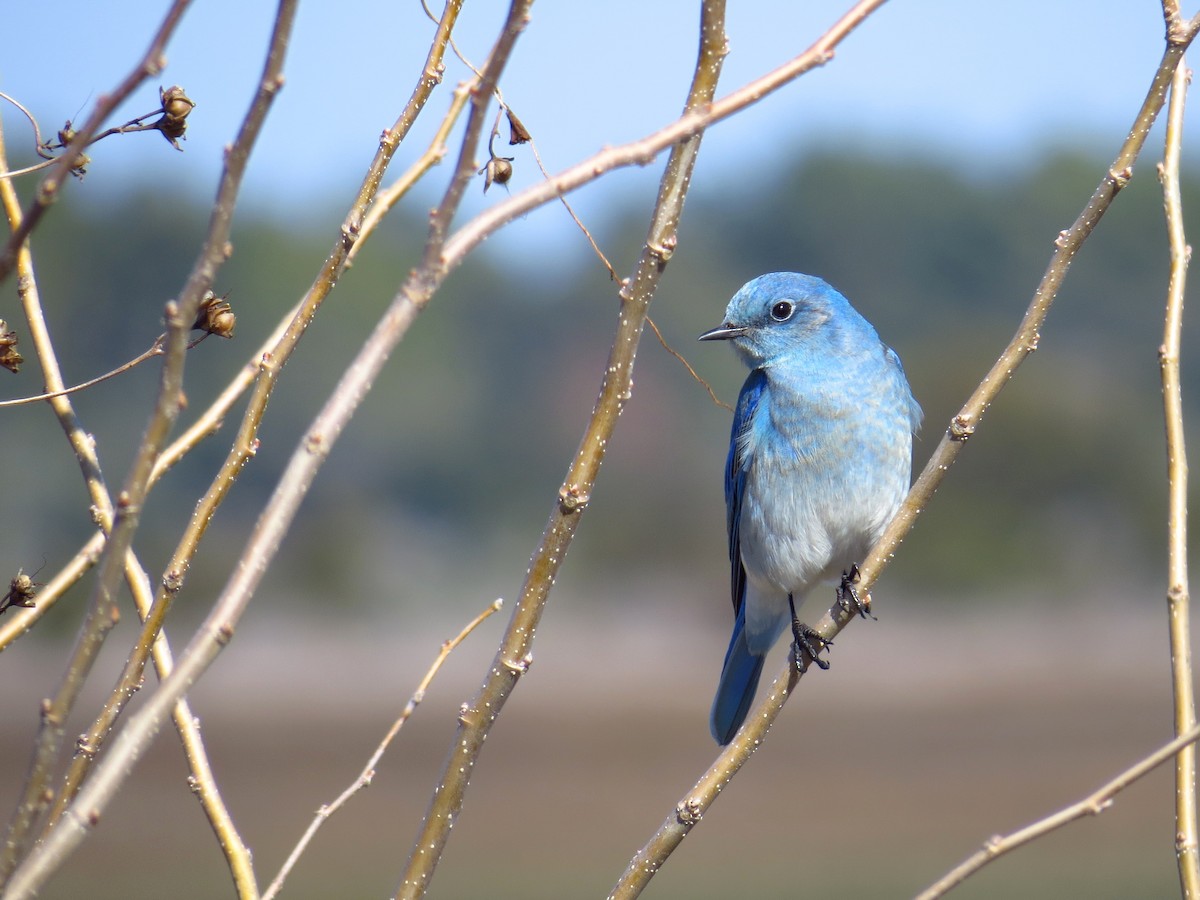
[
  {"x1": 0, "y1": 321, "x2": 23, "y2": 374},
  {"x1": 192, "y1": 292, "x2": 236, "y2": 339},
  {"x1": 0, "y1": 567, "x2": 41, "y2": 615},
  {"x1": 481, "y1": 155, "x2": 514, "y2": 193},
  {"x1": 155, "y1": 85, "x2": 195, "y2": 150},
  {"x1": 160, "y1": 85, "x2": 195, "y2": 121}
]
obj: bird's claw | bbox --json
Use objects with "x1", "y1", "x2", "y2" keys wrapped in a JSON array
[
  {"x1": 837, "y1": 564, "x2": 875, "y2": 621},
  {"x1": 790, "y1": 621, "x2": 831, "y2": 672}
]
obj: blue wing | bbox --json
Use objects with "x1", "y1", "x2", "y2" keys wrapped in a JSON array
[
  {"x1": 724, "y1": 368, "x2": 766, "y2": 617},
  {"x1": 711, "y1": 369, "x2": 767, "y2": 744}
]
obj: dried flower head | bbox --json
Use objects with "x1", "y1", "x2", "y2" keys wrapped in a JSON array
[
  {"x1": 192, "y1": 292, "x2": 235, "y2": 339},
  {"x1": 41, "y1": 121, "x2": 91, "y2": 177},
  {"x1": 155, "y1": 86, "x2": 195, "y2": 151},
  {"x1": 480, "y1": 155, "x2": 514, "y2": 193},
  {"x1": 0, "y1": 320, "x2": 23, "y2": 374},
  {"x1": 0, "y1": 568, "x2": 40, "y2": 615}
]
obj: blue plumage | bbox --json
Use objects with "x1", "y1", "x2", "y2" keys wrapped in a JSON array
[{"x1": 700, "y1": 273, "x2": 921, "y2": 744}]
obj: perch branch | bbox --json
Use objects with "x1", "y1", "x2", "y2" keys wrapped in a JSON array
[{"x1": 608, "y1": 13, "x2": 1200, "y2": 900}]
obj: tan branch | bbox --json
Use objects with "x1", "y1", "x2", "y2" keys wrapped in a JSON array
[
  {"x1": 609, "y1": 14, "x2": 1200, "y2": 900},
  {"x1": 916, "y1": 724, "x2": 1200, "y2": 899},
  {"x1": 1158, "y1": 54, "x2": 1198, "y2": 897},
  {"x1": 399, "y1": 1, "x2": 729, "y2": 896},
  {"x1": 0, "y1": 336, "x2": 165, "y2": 408},
  {"x1": 261, "y1": 600, "x2": 502, "y2": 900}
]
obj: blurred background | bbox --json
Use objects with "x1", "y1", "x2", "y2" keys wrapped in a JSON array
[{"x1": 0, "y1": 1, "x2": 1197, "y2": 897}]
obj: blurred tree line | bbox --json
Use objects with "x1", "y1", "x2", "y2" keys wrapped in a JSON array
[{"x1": 4, "y1": 147, "x2": 1196, "y2": 626}]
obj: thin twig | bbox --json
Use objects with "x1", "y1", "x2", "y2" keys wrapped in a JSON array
[
  {"x1": 261, "y1": 600, "x2": 503, "y2": 900},
  {"x1": 607, "y1": 11, "x2": 1200, "y2": 900},
  {"x1": 347, "y1": 83, "x2": 471, "y2": 266},
  {"x1": 0, "y1": 336, "x2": 165, "y2": 408},
  {"x1": 645, "y1": 315, "x2": 729, "y2": 410},
  {"x1": 0, "y1": 158, "x2": 57, "y2": 180},
  {"x1": 1158, "y1": 53, "x2": 1199, "y2": 897},
  {"x1": 0, "y1": 91, "x2": 46, "y2": 153},
  {"x1": 915, "y1": 724, "x2": 1200, "y2": 899}
]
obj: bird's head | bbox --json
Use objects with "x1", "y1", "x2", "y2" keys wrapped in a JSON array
[{"x1": 698, "y1": 272, "x2": 855, "y2": 368}]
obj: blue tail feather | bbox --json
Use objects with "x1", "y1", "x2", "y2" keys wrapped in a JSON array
[{"x1": 710, "y1": 612, "x2": 766, "y2": 744}]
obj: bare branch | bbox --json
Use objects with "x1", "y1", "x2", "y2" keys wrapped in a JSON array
[
  {"x1": 916, "y1": 724, "x2": 1200, "y2": 899},
  {"x1": 262, "y1": 600, "x2": 502, "y2": 900},
  {"x1": 399, "y1": 1, "x2": 729, "y2": 896},
  {"x1": 608, "y1": 16, "x2": 1200, "y2": 900},
  {"x1": 0, "y1": 336, "x2": 165, "y2": 408},
  {"x1": 1157, "y1": 55, "x2": 1199, "y2": 895}
]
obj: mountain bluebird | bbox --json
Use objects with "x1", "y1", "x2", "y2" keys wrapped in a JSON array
[{"x1": 700, "y1": 273, "x2": 921, "y2": 745}]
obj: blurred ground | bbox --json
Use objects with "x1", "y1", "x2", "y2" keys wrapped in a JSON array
[{"x1": 0, "y1": 597, "x2": 1185, "y2": 899}]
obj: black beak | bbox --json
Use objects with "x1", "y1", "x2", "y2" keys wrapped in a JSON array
[{"x1": 698, "y1": 323, "x2": 746, "y2": 341}]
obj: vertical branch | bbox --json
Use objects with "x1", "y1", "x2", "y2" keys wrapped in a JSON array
[
  {"x1": 396, "y1": 3, "x2": 728, "y2": 898},
  {"x1": 1159, "y1": 55, "x2": 1199, "y2": 898}
]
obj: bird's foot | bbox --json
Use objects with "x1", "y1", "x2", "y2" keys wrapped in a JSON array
[
  {"x1": 789, "y1": 620, "x2": 831, "y2": 672},
  {"x1": 787, "y1": 593, "x2": 830, "y2": 671},
  {"x1": 837, "y1": 564, "x2": 876, "y2": 621}
]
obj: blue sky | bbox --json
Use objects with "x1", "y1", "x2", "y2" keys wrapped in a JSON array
[{"x1": 0, "y1": 1, "x2": 1191, "y2": 262}]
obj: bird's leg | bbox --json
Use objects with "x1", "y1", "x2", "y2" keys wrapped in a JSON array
[
  {"x1": 788, "y1": 593, "x2": 830, "y2": 671},
  {"x1": 836, "y1": 564, "x2": 876, "y2": 621}
]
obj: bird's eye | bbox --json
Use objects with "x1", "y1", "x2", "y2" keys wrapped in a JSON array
[{"x1": 770, "y1": 300, "x2": 795, "y2": 322}]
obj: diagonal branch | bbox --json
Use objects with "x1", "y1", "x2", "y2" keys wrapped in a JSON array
[
  {"x1": 261, "y1": 599, "x2": 502, "y2": 900},
  {"x1": 916, "y1": 723, "x2": 1200, "y2": 899},
  {"x1": 397, "y1": 1, "x2": 729, "y2": 895},
  {"x1": 609, "y1": 13, "x2": 1200, "y2": 900}
]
